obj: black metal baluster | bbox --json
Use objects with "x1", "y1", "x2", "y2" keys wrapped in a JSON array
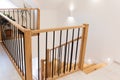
[
  {"x1": 16, "y1": 29, "x2": 19, "y2": 66},
  {"x1": 30, "y1": 10, "x2": 32, "y2": 29},
  {"x1": 38, "y1": 33, "x2": 40, "y2": 80},
  {"x1": 17, "y1": 10, "x2": 19, "y2": 24},
  {"x1": 58, "y1": 30, "x2": 62, "y2": 76},
  {"x1": 33, "y1": 10, "x2": 35, "y2": 29},
  {"x1": 21, "y1": 33, "x2": 25, "y2": 75},
  {"x1": 63, "y1": 29, "x2": 68, "y2": 73},
  {"x1": 13, "y1": 10, "x2": 15, "y2": 21},
  {"x1": 18, "y1": 30, "x2": 22, "y2": 72},
  {"x1": 12, "y1": 25, "x2": 16, "y2": 62},
  {"x1": 74, "y1": 28, "x2": 80, "y2": 70},
  {"x1": 25, "y1": 10, "x2": 27, "y2": 28},
  {"x1": 15, "y1": 28, "x2": 18, "y2": 64},
  {"x1": 67, "y1": 43, "x2": 70, "y2": 71},
  {"x1": 54, "y1": 48, "x2": 57, "y2": 75},
  {"x1": 17, "y1": 29, "x2": 20, "y2": 69},
  {"x1": 20, "y1": 31, "x2": 24, "y2": 75},
  {"x1": 50, "y1": 50, "x2": 52, "y2": 76},
  {"x1": 13, "y1": 25, "x2": 16, "y2": 62},
  {"x1": 15, "y1": 27, "x2": 18, "y2": 65},
  {"x1": 12, "y1": 27, "x2": 15, "y2": 63},
  {"x1": 16, "y1": 29, "x2": 19, "y2": 69},
  {"x1": 8, "y1": 10, "x2": 10, "y2": 16},
  {"x1": 12, "y1": 10, "x2": 15, "y2": 59},
  {"x1": 57, "y1": 48, "x2": 60, "y2": 76},
  {"x1": 52, "y1": 31, "x2": 55, "y2": 77},
  {"x1": 60, "y1": 46, "x2": 63, "y2": 73},
  {"x1": 21, "y1": 10, "x2": 23, "y2": 27},
  {"x1": 22, "y1": 33, "x2": 26, "y2": 80},
  {"x1": 69, "y1": 29, "x2": 75, "y2": 71},
  {"x1": 45, "y1": 32, "x2": 48, "y2": 80},
  {"x1": 11, "y1": 25, "x2": 15, "y2": 60}
]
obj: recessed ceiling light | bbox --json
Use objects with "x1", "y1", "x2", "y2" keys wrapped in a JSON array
[
  {"x1": 92, "y1": 0, "x2": 101, "y2": 3},
  {"x1": 69, "y1": 3, "x2": 74, "y2": 11}
]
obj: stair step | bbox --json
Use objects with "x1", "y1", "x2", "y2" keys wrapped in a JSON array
[
  {"x1": 84, "y1": 63, "x2": 96, "y2": 69},
  {"x1": 83, "y1": 63, "x2": 107, "y2": 74}
]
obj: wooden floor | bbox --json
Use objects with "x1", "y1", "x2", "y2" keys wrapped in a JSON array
[{"x1": 0, "y1": 43, "x2": 21, "y2": 80}]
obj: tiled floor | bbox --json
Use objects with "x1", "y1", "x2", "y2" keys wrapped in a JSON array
[
  {"x1": 0, "y1": 44, "x2": 21, "y2": 80},
  {"x1": 58, "y1": 63, "x2": 120, "y2": 80}
]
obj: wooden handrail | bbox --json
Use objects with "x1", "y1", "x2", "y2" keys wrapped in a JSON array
[
  {"x1": 32, "y1": 25, "x2": 85, "y2": 34},
  {"x1": 0, "y1": 12, "x2": 28, "y2": 32},
  {"x1": 0, "y1": 8, "x2": 40, "y2": 30},
  {"x1": 49, "y1": 37, "x2": 82, "y2": 51}
]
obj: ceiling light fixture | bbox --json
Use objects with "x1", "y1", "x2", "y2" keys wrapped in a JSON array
[
  {"x1": 92, "y1": 0, "x2": 101, "y2": 3},
  {"x1": 69, "y1": 3, "x2": 74, "y2": 11}
]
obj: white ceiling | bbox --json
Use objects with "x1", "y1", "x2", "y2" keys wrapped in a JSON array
[
  {"x1": 10, "y1": 0, "x2": 24, "y2": 7},
  {"x1": 10, "y1": 0, "x2": 75, "y2": 10},
  {"x1": 38, "y1": 0, "x2": 65, "y2": 9},
  {"x1": 35, "y1": 0, "x2": 82, "y2": 10}
]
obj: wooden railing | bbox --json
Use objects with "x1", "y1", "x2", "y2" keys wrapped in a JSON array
[
  {"x1": 0, "y1": 8, "x2": 40, "y2": 30},
  {"x1": 0, "y1": 8, "x2": 88, "y2": 80},
  {"x1": 33, "y1": 24, "x2": 88, "y2": 80},
  {"x1": 41, "y1": 37, "x2": 82, "y2": 79},
  {"x1": 0, "y1": 8, "x2": 40, "y2": 80}
]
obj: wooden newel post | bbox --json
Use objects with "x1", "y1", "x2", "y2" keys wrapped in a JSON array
[
  {"x1": 79, "y1": 24, "x2": 89, "y2": 70},
  {"x1": 24, "y1": 30, "x2": 32, "y2": 80}
]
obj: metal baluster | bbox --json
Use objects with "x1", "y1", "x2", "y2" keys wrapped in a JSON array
[
  {"x1": 74, "y1": 28, "x2": 80, "y2": 70},
  {"x1": 58, "y1": 30, "x2": 62, "y2": 76},
  {"x1": 52, "y1": 31, "x2": 55, "y2": 77},
  {"x1": 67, "y1": 43, "x2": 70, "y2": 71},
  {"x1": 23, "y1": 34, "x2": 26, "y2": 79},
  {"x1": 20, "y1": 31, "x2": 24, "y2": 75},
  {"x1": 33, "y1": 10, "x2": 35, "y2": 29},
  {"x1": 30, "y1": 10, "x2": 32, "y2": 29},
  {"x1": 38, "y1": 33, "x2": 40, "y2": 80},
  {"x1": 17, "y1": 29, "x2": 20, "y2": 69},
  {"x1": 25, "y1": 10, "x2": 27, "y2": 28},
  {"x1": 17, "y1": 10, "x2": 19, "y2": 24},
  {"x1": 63, "y1": 29, "x2": 68, "y2": 73},
  {"x1": 69, "y1": 29, "x2": 75, "y2": 71},
  {"x1": 45, "y1": 32, "x2": 48, "y2": 79},
  {"x1": 21, "y1": 10, "x2": 23, "y2": 27}
]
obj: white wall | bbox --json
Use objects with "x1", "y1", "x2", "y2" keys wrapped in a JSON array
[
  {"x1": 32, "y1": 9, "x2": 59, "y2": 58},
  {"x1": 40, "y1": 9, "x2": 58, "y2": 28},
  {"x1": 56, "y1": 0, "x2": 120, "y2": 63}
]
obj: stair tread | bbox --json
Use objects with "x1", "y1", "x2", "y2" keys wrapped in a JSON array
[{"x1": 83, "y1": 63, "x2": 107, "y2": 74}]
